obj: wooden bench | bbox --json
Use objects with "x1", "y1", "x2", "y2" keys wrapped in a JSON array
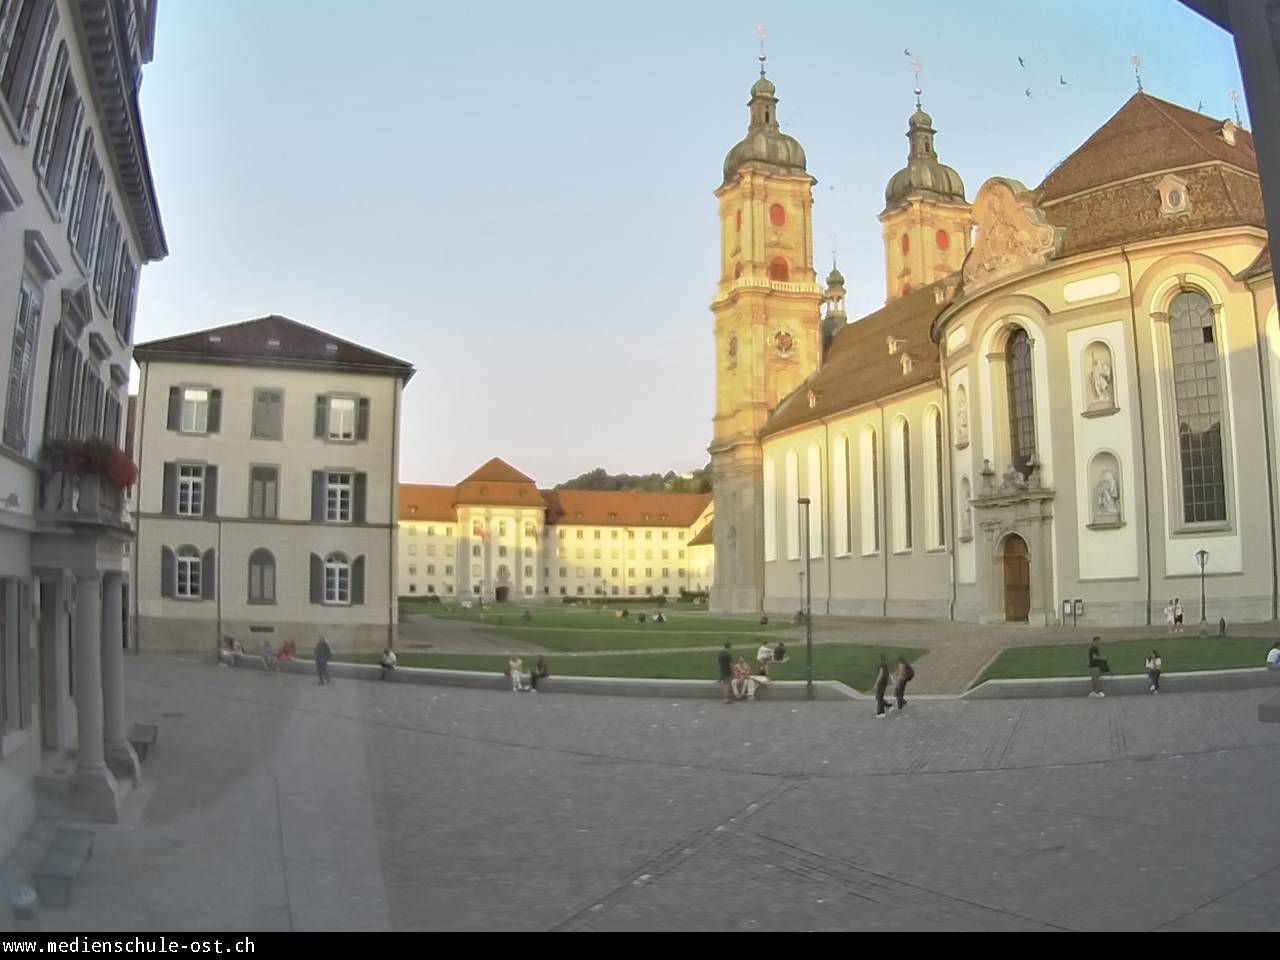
[
  {"x1": 129, "y1": 723, "x2": 158, "y2": 762},
  {"x1": 32, "y1": 828, "x2": 94, "y2": 907}
]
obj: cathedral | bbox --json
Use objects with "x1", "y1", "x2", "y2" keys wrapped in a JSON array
[{"x1": 709, "y1": 68, "x2": 1275, "y2": 626}]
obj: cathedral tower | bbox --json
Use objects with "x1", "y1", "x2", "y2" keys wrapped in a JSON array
[
  {"x1": 880, "y1": 105, "x2": 972, "y2": 302},
  {"x1": 709, "y1": 67, "x2": 823, "y2": 613}
]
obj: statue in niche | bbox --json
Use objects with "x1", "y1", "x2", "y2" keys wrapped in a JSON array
[
  {"x1": 955, "y1": 390, "x2": 970, "y2": 447},
  {"x1": 998, "y1": 465, "x2": 1028, "y2": 495},
  {"x1": 1088, "y1": 349, "x2": 1114, "y2": 408},
  {"x1": 1095, "y1": 470, "x2": 1120, "y2": 521},
  {"x1": 960, "y1": 504, "x2": 973, "y2": 540},
  {"x1": 727, "y1": 334, "x2": 738, "y2": 369}
]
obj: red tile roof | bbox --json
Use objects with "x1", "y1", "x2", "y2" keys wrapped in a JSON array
[
  {"x1": 1038, "y1": 93, "x2": 1257, "y2": 203},
  {"x1": 461, "y1": 458, "x2": 537, "y2": 484},
  {"x1": 542, "y1": 490, "x2": 713, "y2": 528},
  {"x1": 399, "y1": 484, "x2": 457, "y2": 521}
]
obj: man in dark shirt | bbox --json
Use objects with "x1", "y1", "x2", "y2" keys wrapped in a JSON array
[{"x1": 718, "y1": 643, "x2": 733, "y2": 704}]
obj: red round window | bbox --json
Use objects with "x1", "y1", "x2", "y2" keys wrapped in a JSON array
[
  {"x1": 936, "y1": 229, "x2": 951, "y2": 252},
  {"x1": 900, "y1": 234, "x2": 911, "y2": 256},
  {"x1": 770, "y1": 204, "x2": 786, "y2": 227}
]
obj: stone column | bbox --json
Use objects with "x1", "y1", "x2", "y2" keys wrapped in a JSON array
[
  {"x1": 73, "y1": 571, "x2": 120, "y2": 819},
  {"x1": 101, "y1": 573, "x2": 139, "y2": 784}
]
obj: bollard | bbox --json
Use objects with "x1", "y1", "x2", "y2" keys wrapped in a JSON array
[
  {"x1": 10, "y1": 885, "x2": 39, "y2": 932},
  {"x1": 1219, "y1": 617, "x2": 1227, "y2": 637}
]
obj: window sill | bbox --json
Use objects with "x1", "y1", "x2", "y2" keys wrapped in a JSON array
[
  {"x1": 893, "y1": 549, "x2": 914, "y2": 556},
  {"x1": 1172, "y1": 522, "x2": 1232, "y2": 535},
  {"x1": 321, "y1": 601, "x2": 353, "y2": 607},
  {"x1": 247, "y1": 599, "x2": 277, "y2": 606},
  {"x1": 1081, "y1": 405, "x2": 1119, "y2": 419},
  {"x1": 861, "y1": 552, "x2": 881, "y2": 559},
  {"x1": 958, "y1": 533, "x2": 974, "y2": 543},
  {"x1": 926, "y1": 547, "x2": 948, "y2": 554},
  {"x1": 1086, "y1": 519, "x2": 1125, "y2": 530},
  {"x1": 0, "y1": 95, "x2": 27, "y2": 147},
  {"x1": 250, "y1": 435, "x2": 283, "y2": 442}
]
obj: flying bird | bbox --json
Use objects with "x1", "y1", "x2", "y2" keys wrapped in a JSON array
[
  {"x1": 1018, "y1": 56, "x2": 1026, "y2": 68},
  {"x1": 1025, "y1": 88, "x2": 1033, "y2": 98},
  {"x1": 1059, "y1": 75, "x2": 1067, "y2": 85}
]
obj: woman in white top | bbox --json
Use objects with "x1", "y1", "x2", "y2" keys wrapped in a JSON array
[
  {"x1": 1145, "y1": 649, "x2": 1163, "y2": 694},
  {"x1": 756, "y1": 642, "x2": 774, "y2": 678},
  {"x1": 1164, "y1": 601, "x2": 1175, "y2": 634}
]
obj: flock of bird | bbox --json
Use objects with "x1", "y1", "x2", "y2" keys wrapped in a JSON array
[{"x1": 904, "y1": 48, "x2": 1067, "y2": 101}]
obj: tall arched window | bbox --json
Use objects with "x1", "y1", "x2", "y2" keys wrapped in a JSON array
[
  {"x1": 1006, "y1": 328, "x2": 1036, "y2": 476},
  {"x1": 860, "y1": 427, "x2": 880, "y2": 555},
  {"x1": 832, "y1": 434, "x2": 851, "y2": 556},
  {"x1": 248, "y1": 548, "x2": 276, "y2": 604},
  {"x1": 784, "y1": 451, "x2": 800, "y2": 559},
  {"x1": 762, "y1": 457, "x2": 777, "y2": 562},
  {"x1": 807, "y1": 442, "x2": 823, "y2": 558},
  {"x1": 893, "y1": 418, "x2": 913, "y2": 551},
  {"x1": 1170, "y1": 290, "x2": 1227, "y2": 523},
  {"x1": 325, "y1": 552, "x2": 351, "y2": 604},
  {"x1": 925, "y1": 407, "x2": 946, "y2": 549}
]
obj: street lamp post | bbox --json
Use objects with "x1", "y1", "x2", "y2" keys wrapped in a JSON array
[
  {"x1": 798, "y1": 497, "x2": 814, "y2": 701},
  {"x1": 1195, "y1": 548, "x2": 1210, "y2": 636}
]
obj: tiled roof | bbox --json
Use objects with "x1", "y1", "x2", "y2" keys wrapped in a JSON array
[
  {"x1": 541, "y1": 490, "x2": 713, "y2": 528},
  {"x1": 688, "y1": 520, "x2": 715, "y2": 547},
  {"x1": 461, "y1": 458, "x2": 537, "y2": 484},
  {"x1": 399, "y1": 484, "x2": 457, "y2": 521},
  {"x1": 1241, "y1": 245, "x2": 1272, "y2": 281},
  {"x1": 1038, "y1": 93, "x2": 1257, "y2": 203},
  {"x1": 762, "y1": 281, "x2": 952, "y2": 438},
  {"x1": 133, "y1": 315, "x2": 415, "y2": 379}
]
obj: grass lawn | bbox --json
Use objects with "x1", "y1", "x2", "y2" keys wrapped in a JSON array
[
  {"x1": 975, "y1": 636, "x2": 1276, "y2": 686},
  {"x1": 398, "y1": 602, "x2": 786, "y2": 634},
  {"x1": 345, "y1": 643, "x2": 926, "y2": 692},
  {"x1": 448, "y1": 625, "x2": 780, "y2": 653}
]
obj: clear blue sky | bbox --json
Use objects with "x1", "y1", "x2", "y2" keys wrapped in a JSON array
[{"x1": 133, "y1": 0, "x2": 1245, "y2": 486}]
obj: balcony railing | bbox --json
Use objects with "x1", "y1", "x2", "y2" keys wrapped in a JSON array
[
  {"x1": 38, "y1": 472, "x2": 131, "y2": 530},
  {"x1": 715, "y1": 276, "x2": 823, "y2": 299}
]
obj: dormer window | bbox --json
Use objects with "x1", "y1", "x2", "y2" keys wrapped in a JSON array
[
  {"x1": 887, "y1": 336, "x2": 906, "y2": 356},
  {"x1": 901, "y1": 353, "x2": 915, "y2": 375},
  {"x1": 1157, "y1": 174, "x2": 1191, "y2": 217},
  {"x1": 1218, "y1": 120, "x2": 1237, "y2": 145}
]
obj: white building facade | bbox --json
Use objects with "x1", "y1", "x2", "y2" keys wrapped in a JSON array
[
  {"x1": 132, "y1": 315, "x2": 413, "y2": 654},
  {"x1": 0, "y1": 0, "x2": 166, "y2": 855}
]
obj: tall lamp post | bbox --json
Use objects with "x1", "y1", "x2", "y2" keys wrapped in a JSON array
[
  {"x1": 798, "y1": 497, "x2": 814, "y2": 701},
  {"x1": 1195, "y1": 548, "x2": 1210, "y2": 636}
]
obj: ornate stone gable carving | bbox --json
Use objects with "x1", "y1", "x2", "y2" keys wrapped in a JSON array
[{"x1": 962, "y1": 178, "x2": 1062, "y2": 293}]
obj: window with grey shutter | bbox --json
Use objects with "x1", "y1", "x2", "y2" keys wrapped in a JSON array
[
  {"x1": 248, "y1": 549, "x2": 275, "y2": 604},
  {"x1": 311, "y1": 471, "x2": 324, "y2": 521},
  {"x1": 353, "y1": 472, "x2": 367, "y2": 523},
  {"x1": 201, "y1": 548, "x2": 215, "y2": 600},
  {"x1": 309, "y1": 553, "x2": 323, "y2": 604},
  {"x1": 252, "y1": 389, "x2": 283, "y2": 440},
  {"x1": 356, "y1": 398, "x2": 370, "y2": 441},
  {"x1": 203, "y1": 465, "x2": 218, "y2": 518},
  {"x1": 352, "y1": 555, "x2": 366, "y2": 605},
  {"x1": 314, "y1": 395, "x2": 326, "y2": 438},
  {"x1": 3, "y1": 280, "x2": 41, "y2": 453},
  {"x1": 166, "y1": 386, "x2": 181, "y2": 431},
  {"x1": 162, "y1": 462, "x2": 177, "y2": 515},
  {"x1": 249, "y1": 466, "x2": 278, "y2": 519},
  {"x1": 206, "y1": 389, "x2": 222, "y2": 434},
  {"x1": 160, "y1": 546, "x2": 176, "y2": 598}
]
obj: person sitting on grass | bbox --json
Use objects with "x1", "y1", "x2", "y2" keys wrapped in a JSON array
[
  {"x1": 773, "y1": 641, "x2": 787, "y2": 663},
  {"x1": 1267, "y1": 641, "x2": 1280, "y2": 670},
  {"x1": 756, "y1": 641, "x2": 774, "y2": 678}
]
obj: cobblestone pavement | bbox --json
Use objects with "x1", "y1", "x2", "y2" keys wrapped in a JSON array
[{"x1": 10, "y1": 657, "x2": 1276, "y2": 932}]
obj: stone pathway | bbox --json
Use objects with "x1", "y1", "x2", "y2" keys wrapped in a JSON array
[{"x1": 3, "y1": 657, "x2": 1279, "y2": 931}]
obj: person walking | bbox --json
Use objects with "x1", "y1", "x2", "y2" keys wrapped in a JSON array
[
  {"x1": 894, "y1": 655, "x2": 915, "y2": 711},
  {"x1": 874, "y1": 656, "x2": 893, "y2": 719},
  {"x1": 1164, "y1": 600, "x2": 1175, "y2": 635},
  {"x1": 1087, "y1": 639, "x2": 1108, "y2": 697},
  {"x1": 530, "y1": 655, "x2": 550, "y2": 692},
  {"x1": 1145, "y1": 649, "x2": 1163, "y2": 694},
  {"x1": 314, "y1": 635, "x2": 333, "y2": 685},
  {"x1": 719, "y1": 643, "x2": 733, "y2": 704},
  {"x1": 1173, "y1": 598, "x2": 1185, "y2": 634},
  {"x1": 379, "y1": 647, "x2": 398, "y2": 680}
]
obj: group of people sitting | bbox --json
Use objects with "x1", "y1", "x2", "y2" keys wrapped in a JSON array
[
  {"x1": 218, "y1": 637, "x2": 298, "y2": 669},
  {"x1": 720, "y1": 641, "x2": 788, "y2": 703},
  {"x1": 505, "y1": 655, "x2": 550, "y2": 692}
]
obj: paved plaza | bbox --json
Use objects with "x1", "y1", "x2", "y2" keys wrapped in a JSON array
[{"x1": 3, "y1": 656, "x2": 1279, "y2": 932}]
